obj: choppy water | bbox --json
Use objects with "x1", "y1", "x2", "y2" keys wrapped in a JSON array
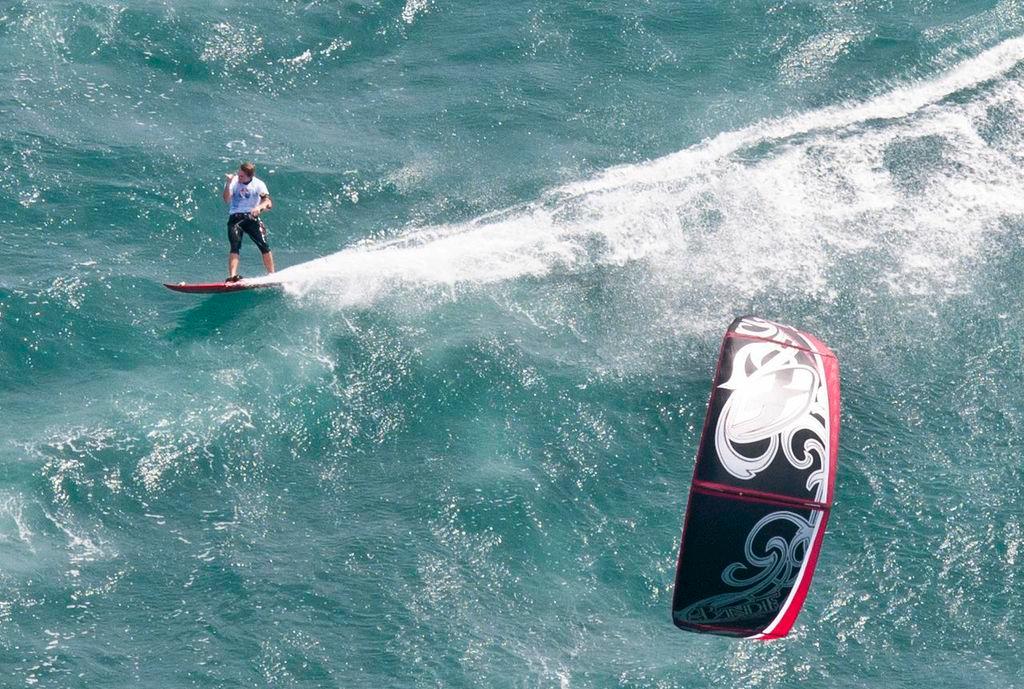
[{"x1": 2, "y1": 1, "x2": 1024, "y2": 686}]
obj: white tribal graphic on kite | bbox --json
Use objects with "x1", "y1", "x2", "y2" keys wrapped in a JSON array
[{"x1": 716, "y1": 317, "x2": 830, "y2": 502}]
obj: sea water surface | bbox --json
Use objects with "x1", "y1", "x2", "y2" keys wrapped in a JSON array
[{"x1": 2, "y1": 1, "x2": 1023, "y2": 687}]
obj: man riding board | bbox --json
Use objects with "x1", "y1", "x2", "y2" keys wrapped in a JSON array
[{"x1": 223, "y1": 161, "x2": 274, "y2": 282}]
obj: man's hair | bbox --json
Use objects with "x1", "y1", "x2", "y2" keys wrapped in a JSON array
[{"x1": 239, "y1": 161, "x2": 256, "y2": 176}]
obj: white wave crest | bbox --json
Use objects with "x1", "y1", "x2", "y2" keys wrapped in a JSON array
[{"x1": 250, "y1": 36, "x2": 1024, "y2": 308}]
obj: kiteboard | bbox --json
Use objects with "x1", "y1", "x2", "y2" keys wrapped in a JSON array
[
  {"x1": 671, "y1": 315, "x2": 840, "y2": 639},
  {"x1": 163, "y1": 279, "x2": 282, "y2": 294}
]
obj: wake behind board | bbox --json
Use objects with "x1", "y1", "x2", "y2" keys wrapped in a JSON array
[{"x1": 164, "y1": 279, "x2": 282, "y2": 294}]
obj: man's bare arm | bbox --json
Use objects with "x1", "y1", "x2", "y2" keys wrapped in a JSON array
[
  {"x1": 222, "y1": 173, "x2": 235, "y2": 204},
  {"x1": 250, "y1": 194, "x2": 272, "y2": 217}
]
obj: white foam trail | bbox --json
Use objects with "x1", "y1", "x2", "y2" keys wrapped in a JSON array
[
  {"x1": 252, "y1": 211, "x2": 587, "y2": 305},
  {"x1": 250, "y1": 36, "x2": 1024, "y2": 308}
]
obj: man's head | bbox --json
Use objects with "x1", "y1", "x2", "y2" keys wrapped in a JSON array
[{"x1": 238, "y1": 162, "x2": 256, "y2": 183}]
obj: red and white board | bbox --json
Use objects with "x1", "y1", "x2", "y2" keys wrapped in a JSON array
[{"x1": 163, "y1": 280, "x2": 282, "y2": 294}]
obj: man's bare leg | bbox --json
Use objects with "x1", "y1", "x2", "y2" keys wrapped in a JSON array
[
  {"x1": 262, "y1": 252, "x2": 275, "y2": 273},
  {"x1": 228, "y1": 252, "x2": 240, "y2": 279}
]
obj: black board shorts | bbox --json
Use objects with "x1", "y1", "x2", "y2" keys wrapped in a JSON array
[{"x1": 227, "y1": 213, "x2": 270, "y2": 254}]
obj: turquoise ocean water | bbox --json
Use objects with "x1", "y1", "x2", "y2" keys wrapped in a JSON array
[{"x1": 2, "y1": 1, "x2": 1024, "y2": 686}]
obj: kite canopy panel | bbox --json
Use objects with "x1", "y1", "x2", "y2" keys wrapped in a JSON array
[{"x1": 672, "y1": 316, "x2": 840, "y2": 639}]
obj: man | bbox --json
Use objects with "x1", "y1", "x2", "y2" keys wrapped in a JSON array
[{"x1": 222, "y1": 161, "x2": 274, "y2": 282}]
